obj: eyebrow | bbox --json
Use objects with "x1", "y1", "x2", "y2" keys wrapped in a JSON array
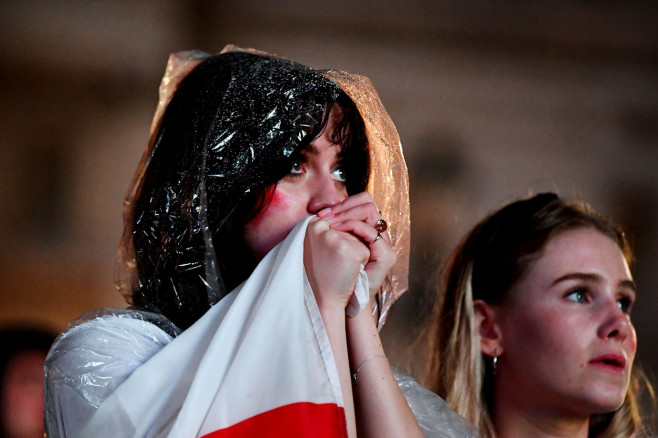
[
  {"x1": 551, "y1": 273, "x2": 637, "y2": 294},
  {"x1": 302, "y1": 144, "x2": 319, "y2": 156}
]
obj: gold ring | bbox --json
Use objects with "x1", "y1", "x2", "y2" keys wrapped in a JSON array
[{"x1": 370, "y1": 232, "x2": 381, "y2": 244}]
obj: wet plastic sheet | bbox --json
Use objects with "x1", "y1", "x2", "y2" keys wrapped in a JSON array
[
  {"x1": 115, "y1": 46, "x2": 410, "y2": 330},
  {"x1": 394, "y1": 370, "x2": 481, "y2": 438}
]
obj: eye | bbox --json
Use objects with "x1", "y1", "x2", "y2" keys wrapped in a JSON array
[
  {"x1": 289, "y1": 160, "x2": 304, "y2": 175},
  {"x1": 617, "y1": 296, "x2": 633, "y2": 315},
  {"x1": 331, "y1": 167, "x2": 346, "y2": 183},
  {"x1": 566, "y1": 289, "x2": 589, "y2": 304}
]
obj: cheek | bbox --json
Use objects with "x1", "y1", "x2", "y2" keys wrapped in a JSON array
[
  {"x1": 271, "y1": 190, "x2": 292, "y2": 209},
  {"x1": 248, "y1": 190, "x2": 292, "y2": 229},
  {"x1": 629, "y1": 326, "x2": 638, "y2": 355},
  {"x1": 504, "y1": 308, "x2": 573, "y2": 360}
]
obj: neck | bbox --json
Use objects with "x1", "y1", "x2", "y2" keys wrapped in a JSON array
[{"x1": 494, "y1": 409, "x2": 589, "y2": 438}]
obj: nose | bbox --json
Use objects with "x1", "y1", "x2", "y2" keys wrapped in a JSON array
[
  {"x1": 597, "y1": 301, "x2": 633, "y2": 341},
  {"x1": 307, "y1": 174, "x2": 344, "y2": 214}
]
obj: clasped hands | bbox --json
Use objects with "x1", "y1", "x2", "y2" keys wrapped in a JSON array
[{"x1": 303, "y1": 192, "x2": 396, "y2": 313}]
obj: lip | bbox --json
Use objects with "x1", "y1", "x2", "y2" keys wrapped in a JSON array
[{"x1": 589, "y1": 353, "x2": 626, "y2": 373}]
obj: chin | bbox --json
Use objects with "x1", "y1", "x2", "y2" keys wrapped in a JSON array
[
  {"x1": 560, "y1": 382, "x2": 627, "y2": 417},
  {"x1": 585, "y1": 390, "x2": 627, "y2": 415}
]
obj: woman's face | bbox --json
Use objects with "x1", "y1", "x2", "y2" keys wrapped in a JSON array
[
  {"x1": 241, "y1": 113, "x2": 349, "y2": 260},
  {"x1": 495, "y1": 227, "x2": 637, "y2": 417}
]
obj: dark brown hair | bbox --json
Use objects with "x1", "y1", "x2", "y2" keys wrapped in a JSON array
[{"x1": 130, "y1": 52, "x2": 369, "y2": 330}]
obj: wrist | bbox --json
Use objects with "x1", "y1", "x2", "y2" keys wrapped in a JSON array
[
  {"x1": 316, "y1": 297, "x2": 348, "y2": 323},
  {"x1": 346, "y1": 302, "x2": 377, "y2": 326},
  {"x1": 346, "y1": 309, "x2": 384, "y2": 367},
  {"x1": 351, "y1": 354, "x2": 388, "y2": 383}
]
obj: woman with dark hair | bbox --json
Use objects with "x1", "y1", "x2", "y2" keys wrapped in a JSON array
[
  {"x1": 425, "y1": 192, "x2": 655, "y2": 437},
  {"x1": 44, "y1": 46, "x2": 424, "y2": 437}
]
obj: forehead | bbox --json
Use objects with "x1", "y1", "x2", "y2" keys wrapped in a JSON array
[
  {"x1": 301, "y1": 110, "x2": 345, "y2": 154},
  {"x1": 521, "y1": 227, "x2": 632, "y2": 288},
  {"x1": 300, "y1": 140, "x2": 343, "y2": 156}
]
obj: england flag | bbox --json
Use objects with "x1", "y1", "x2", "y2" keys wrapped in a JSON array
[{"x1": 72, "y1": 217, "x2": 350, "y2": 437}]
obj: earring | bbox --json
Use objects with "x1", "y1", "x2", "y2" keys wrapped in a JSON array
[{"x1": 492, "y1": 349, "x2": 498, "y2": 376}]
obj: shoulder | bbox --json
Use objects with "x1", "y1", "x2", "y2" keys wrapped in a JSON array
[
  {"x1": 393, "y1": 369, "x2": 480, "y2": 438},
  {"x1": 44, "y1": 309, "x2": 175, "y2": 437},
  {"x1": 45, "y1": 308, "x2": 174, "y2": 407}
]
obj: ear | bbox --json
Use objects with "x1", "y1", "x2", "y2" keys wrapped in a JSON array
[{"x1": 473, "y1": 299, "x2": 504, "y2": 357}]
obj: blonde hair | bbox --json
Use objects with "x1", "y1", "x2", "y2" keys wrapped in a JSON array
[
  {"x1": 425, "y1": 193, "x2": 654, "y2": 437},
  {"x1": 427, "y1": 261, "x2": 496, "y2": 436}
]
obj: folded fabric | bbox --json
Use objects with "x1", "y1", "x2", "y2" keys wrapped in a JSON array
[{"x1": 46, "y1": 217, "x2": 358, "y2": 437}]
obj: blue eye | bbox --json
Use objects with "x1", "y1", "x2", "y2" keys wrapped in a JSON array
[
  {"x1": 617, "y1": 297, "x2": 633, "y2": 314},
  {"x1": 566, "y1": 289, "x2": 588, "y2": 304},
  {"x1": 331, "y1": 167, "x2": 346, "y2": 183}
]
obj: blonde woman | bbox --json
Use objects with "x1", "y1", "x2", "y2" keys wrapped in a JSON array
[{"x1": 426, "y1": 193, "x2": 655, "y2": 437}]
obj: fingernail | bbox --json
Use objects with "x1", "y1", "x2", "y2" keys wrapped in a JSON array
[{"x1": 318, "y1": 208, "x2": 333, "y2": 218}]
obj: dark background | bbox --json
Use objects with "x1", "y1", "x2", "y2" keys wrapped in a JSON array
[{"x1": 1, "y1": 0, "x2": 656, "y2": 403}]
